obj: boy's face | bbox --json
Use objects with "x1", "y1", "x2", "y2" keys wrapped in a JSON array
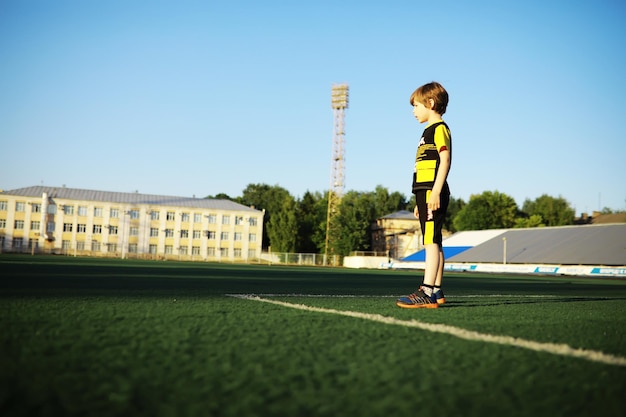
[{"x1": 412, "y1": 100, "x2": 429, "y2": 123}]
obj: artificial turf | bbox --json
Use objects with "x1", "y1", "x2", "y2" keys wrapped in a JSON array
[{"x1": 1, "y1": 255, "x2": 625, "y2": 416}]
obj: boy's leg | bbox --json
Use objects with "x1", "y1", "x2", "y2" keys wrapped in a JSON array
[
  {"x1": 422, "y1": 243, "x2": 440, "y2": 287},
  {"x1": 396, "y1": 190, "x2": 439, "y2": 308}
]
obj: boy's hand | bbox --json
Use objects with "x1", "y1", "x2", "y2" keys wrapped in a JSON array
[
  {"x1": 428, "y1": 191, "x2": 441, "y2": 211},
  {"x1": 413, "y1": 205, "x2": 419, "y2": 219}
]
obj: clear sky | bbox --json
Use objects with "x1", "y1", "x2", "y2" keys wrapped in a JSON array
[{"x1": 1, "y1": 0, "x2": 625, "y2": 215}]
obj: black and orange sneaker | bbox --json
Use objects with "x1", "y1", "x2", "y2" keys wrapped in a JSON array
[{"x1": 396, "y1": 289, "x2": 438, "y2": 309}]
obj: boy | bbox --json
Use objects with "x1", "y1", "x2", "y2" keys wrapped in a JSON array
[{"x1": 397, "y1": 81, "x2": 451, "y2": 309}]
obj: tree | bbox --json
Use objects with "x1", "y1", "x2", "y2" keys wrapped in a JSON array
[
  {"x1": 266, "y1": 194, "x2": 298, "y2": 253},
  {"x1": 329, "y1": 191, "x2": 374, "y2": 256},
  {"x1": 514, "y1": 214, "x2": 545, "y2": 228},
  {"x1": 444, "y1": 196, "x2": 465, "y2": 233},
  {"x1": 453, "y1": 190, "x2": 519, "y2": 231},
  {"x1": 238, "y1": 183, "x2": 292, "y2": 249},
  {"x1": 522, "y1": 194, "x2": 575, "y2": 226},
  {"x1": 295, "y1": 191, "x2": 326, "y2": 253}
]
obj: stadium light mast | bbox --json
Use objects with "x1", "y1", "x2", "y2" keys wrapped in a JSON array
[{"x1": 325, "y1": 83, "x2": 349, "y2": 264}]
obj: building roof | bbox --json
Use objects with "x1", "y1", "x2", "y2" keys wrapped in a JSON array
[
  {"x1": 1, "y1": 186, "x2": 262, "y2": 213},
  {"x1": 380, "y1": 210, "x2": 418, "y2": 220},
  {"x1": 448, "y1": 224, "x2": 626, "y2": 266}
]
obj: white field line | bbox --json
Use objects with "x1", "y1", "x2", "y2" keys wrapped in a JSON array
[{"x1": 229, "y1": 294, "x2": 626, "y2": 368}]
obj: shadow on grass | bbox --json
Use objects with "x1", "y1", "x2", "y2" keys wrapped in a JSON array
[{"x1": 441, "y1": 296, "x2": 626, "y2": 308}]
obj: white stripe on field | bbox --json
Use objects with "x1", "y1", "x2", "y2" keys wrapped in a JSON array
[{"x1": 230, "y1": 294, "x2": 626, "y2": 368}]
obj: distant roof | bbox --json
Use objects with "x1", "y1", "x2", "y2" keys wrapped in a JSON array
[
  {"x1": 380, "y1": 210, "x2": 418, "y2": 220},
  {"x1": 448, "y1": 224, "x2": 626, "y2": 266},
  {"x1": 1, "y1": 186, "x2": 261, "y2": 213}
]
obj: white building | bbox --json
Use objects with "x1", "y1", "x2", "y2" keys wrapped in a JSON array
[{"x1": 0, "y1": 186, "x2": 264, "y2": 262}]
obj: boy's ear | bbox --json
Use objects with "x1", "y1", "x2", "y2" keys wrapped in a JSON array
[{"x1": 427, "y1": 98, "x2": 435, "y2": 110}]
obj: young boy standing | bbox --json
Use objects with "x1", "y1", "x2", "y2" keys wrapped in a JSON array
[{"x1": 397, "y1": 81, "x2": 451, "y2": 309}]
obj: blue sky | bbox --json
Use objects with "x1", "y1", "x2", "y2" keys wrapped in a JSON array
[{"x1": 1, "y1": 0, "x2": 625, "y2": 215}]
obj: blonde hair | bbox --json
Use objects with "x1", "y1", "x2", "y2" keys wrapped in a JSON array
[{"x1": 409, "y1": 81, "x2": 449, "y2": 115}]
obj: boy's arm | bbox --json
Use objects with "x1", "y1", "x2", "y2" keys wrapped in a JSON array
[{"x1": 427, "y1": 149, "x2": 451, "y2": 211}]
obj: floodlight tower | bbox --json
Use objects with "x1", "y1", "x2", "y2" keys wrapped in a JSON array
[{"x1": 325, "y1": 83, "x2": 349, "y2": 262}]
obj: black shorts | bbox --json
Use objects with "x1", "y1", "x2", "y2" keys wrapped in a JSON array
[{"x1": 414, "y1": 186, "x2": 449, "y2": 246}]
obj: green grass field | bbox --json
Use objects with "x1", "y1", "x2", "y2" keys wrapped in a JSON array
[{"x1": 1, "y1": 255, "x2": 625, "y2": 417}]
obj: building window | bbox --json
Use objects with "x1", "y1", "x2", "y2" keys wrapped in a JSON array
[
  {"x1": 150, "y1": 211, "x2": 160, "y2": 220},
  {"x1": 77, "y1": 224, "x2": 87, "y2": 233},
  {"x1": 164, "y1": 245, "x2": 173, "y2": 254},
  {"x1": 47, "y1": 204, "x2": 56, "y2": 214},
  {"x1": 179, "y1": 246, "x2": 188, "y2": 255},
  {"x1": 94, "y1": 207, "x2": 103, "y2": 217},
  {"x1": 234, "y1": 248, "x2": 242, "y2": 258},
  {"x1": 193, "y1": 213, "x2": 202, "y2": 223},
  {"x1": 206, "y1": 231, "x2": 216, "y2": 240},
  {"x1": 63, "y1": 205, "x2": 74, "y2": 215},
  {"x1": 107, "y1": 244, "x2": 117, "y2": 253},
  {"x1": 164, "y1": 229, "x2": 174, "y2": 238},
  {"x1": 166, "y1": 212, "x2": 175, "y2": 221},
  {"x1": 128, "y1": 243, "x2": 138, "y2": 253},
  {"x1": 110, "y1": 208, "x2": 119, "y2": 218},
  {"x1": 78, "y1": 206, "x2": 88, "y2": 216},
  {"x1": 0, "y1": 201, "x2": 7, "y2": 211},
  {"x1": 220, "y1": 247, "x2": 229, "y2": 257},
  {"x1": 180, "y1": 230, "x2": 189, "y2": 238},
  {"x1": 47, "y1": 222, "x2": 55, "y2": 233},
  {"x1": 14, "y1": 220, "x2": 25, "y2": 230},
  {"x1": 207, "y1": 214, "x2": 216, "y2": 224},
  {"x1": 31, "y1": 203, "x2": 41, "y2": 213},
  {"x1": 28, "y1": 239, "x2": 39, "y2": 249},
  {"x1": 91, "y1": 241, "x2": 101, "y2": 252},
  {"x1": 129, "y1": 209, "x2": 140, "y2": 219},
  {"x1": 192, "y1": 246, "x2": 200, "y2": 255},
  {"x1": 16, "y1": 202, "x2": 26, "y2": 212},
  {"x1": 222, "y1": 215, "x2": 230, "y2": 225},
  {"x1": 181, "y1": 212, "x2": 190, "y2": 222},
  {"x1": 130, "y1": 227, "x2": 139, "y2": 236},
  {"x1": 150, "y1": 228, "x2": 159, "y2": 237},
  {"x1": 62, "y1": 240, "x2": 71, "y2": 250},
  {"x1": 63, "y1": 223, "x2": 73, "y2": 232},
  {"x1": 0, "y1": 219, "x2": 5, "y2": 228},
  {"x1": 193, "y1": 230, "x2": 201, "y2": 239},
  {"x1": 207, "y1": 247, "x2": 216, "y2": 256},
  {"x1": 93, "y1": 225, "x2": 102, "y2": 234},
  {"x1": 220, "y1": 232, "x2": 229, "y2": 241},
  {"x1": 248, "y1": 249, "x2": 256, "y2": 259},
  {"x1": 249, "y1": 217, "x2": 258, "y2": 226},
  {"x1": 13, "y1": 238, "x2": 23, "y2": 249},
  {"x1": 149, "y1": 244, "x2": 158, "y2": 254},
  {"x1": 249, "y1": 233, "x2": 257, "y2": 242},
  {"x1": 235, "y1": 216, "x2": 244, "y2": 225},
  {"x1": 31, "y1": 221, "x2": 40, "y2": 230},
  {"x1": 77, "y1": 241, "x2": 85, "y2": 251},
  {"x1": 234, "y1": 232, "x2": 242, "y2": 241},
  {"x1": 109, "y1": 226, "x2": 118, "y2": 235}
]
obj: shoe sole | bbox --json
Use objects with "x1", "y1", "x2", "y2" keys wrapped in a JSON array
[
  {"x1": 396, "y1": 301, "x2": 439, "y2": 309},
  {"x1": 436, "y1": 298, "x2": 446, "y2": 305}
]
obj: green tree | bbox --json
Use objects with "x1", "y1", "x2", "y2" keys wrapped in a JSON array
[
  {"x1": 266, "y1": 194, "x2": 298, "y2": 252},
  {"x1": 453, "y1": 190, "x2": 519, "y2": 231},
  {"x1": 295, "y1": 191, "x2": 326, "y2": 253},
  {"x1": 238, "y1": 183, "x2": 292, "y2": 249},
  {"x1": 522, "y1": 194, "x2": 575, "y2": 226},
  {"x1": 372, "y1": 185, "x2": 408, "y2": 218},
  {"x1": 444, "y1": 196, "x2": 465, "y2": 233},
  {"x1": 514, "y1": 214, "x2": 545, "y2": 228},
  {"x1": 329, "y1": 191, "x2": 374, "y2": 256}
]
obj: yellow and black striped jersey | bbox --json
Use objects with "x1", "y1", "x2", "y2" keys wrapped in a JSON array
[{"x1": 412, "y1": 121, "x2": 451, "y2": 193}]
